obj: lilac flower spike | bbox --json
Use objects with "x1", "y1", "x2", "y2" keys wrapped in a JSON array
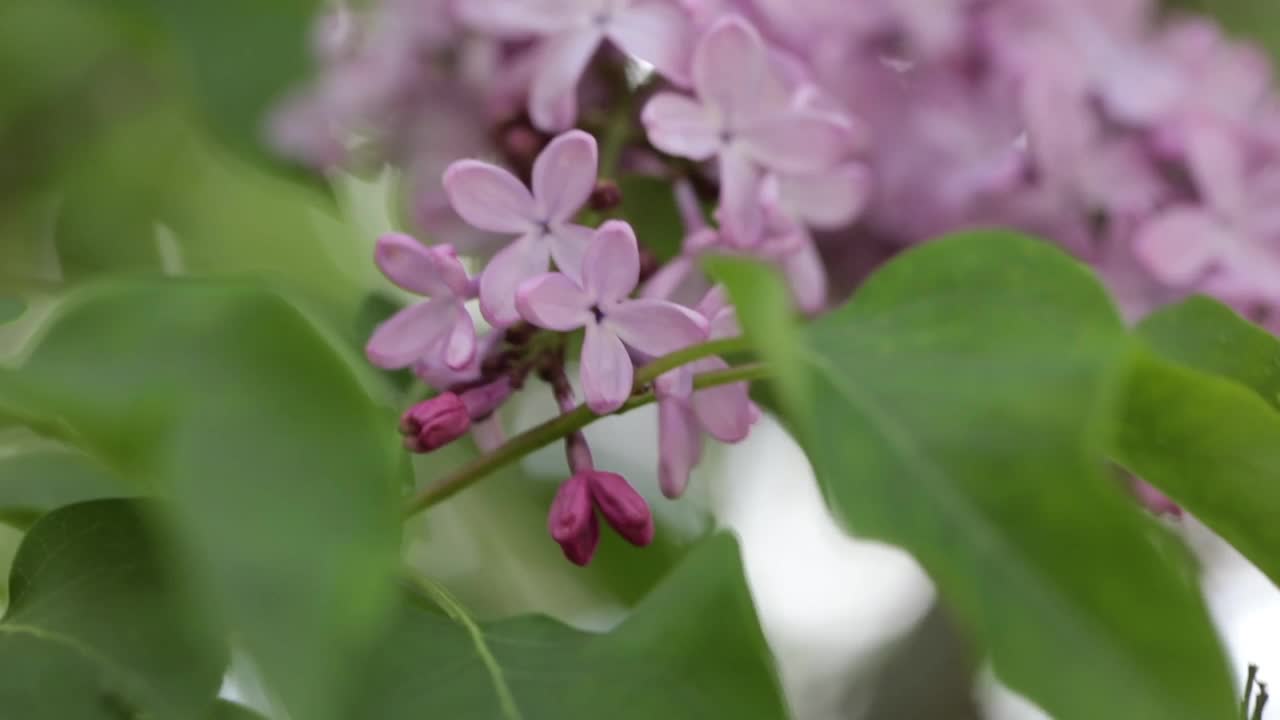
[
  {"x1": 517, "y1": 220, "x2": 709, "y2": 413},
  {"x1": 459, "y1": 0, "x2": 693, "y2": 131},
  {"x1": 443, "y1": 130, "x2": 600, "y2": 327},
  {"x1": 641, "y1": 15, "x2": 853, "y2": 241},
  {"x1": 366, "y1": 234, "x2": 477, "y2": 371}
]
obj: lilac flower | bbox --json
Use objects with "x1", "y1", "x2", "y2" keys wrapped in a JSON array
[
  {"x1": 641, "y1": 15, "x2": 854, "y2": 242},
  {"x1": 548, "y1": 468, "x2": 655, "y2": 565},
  {"x1": 1135, "y1": 127, "x2": 1280, "y2": 305},
  {"x1": 366, "y1": 234, "x2": 477, "y2": 371},
  {"x1": 655, "y1": 286, "x2": 756, "y2": 497},
  {"x1": 457, "y1": 0, "x2": 694, "y2": 131},
  {"x1": 517, "y1": 220, "x2": 709, "y2": 413},
  {"x1": 443, "y1": 130, "x2": 600, "y2": 327},
  {"x1": 400, "y1": 393, "x2": 471, "y2": 453}
]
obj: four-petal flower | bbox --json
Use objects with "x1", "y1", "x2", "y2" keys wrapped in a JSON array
[{"x1": 517, "y1": 220, "x2": 709, "y2": 413}]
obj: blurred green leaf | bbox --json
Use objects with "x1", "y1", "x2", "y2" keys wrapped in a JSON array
[
  {"x1": 207, "y1": 700, "x2": 269, "y2": 720},
  {"x1": 354, "y1": 534, "x2": 786, "y2": 719},
  {"x1": 0, "y1": 298, "x2": 24, "y2": 326},
  {"x1": 1111, "y1": 303, "x2": 1280, "y2": 589},
  {"x1": 0, "y1": 499, "x2": 225, "y2": 718},
  {"x1": 747, "y1": 230, "x2": 1235, "y2": 720},
  {"x1": 0, "y1": 448, "x2": 124, "y2": 529},
  {"x1": 0, "y1": 279, "x2": 404, "y2": 720},
  {"x1": 1137, "y1": 296, "x2": 1280, "y2": 411},
  {"x1": 619, "y1": 175, "x2": 684, "y2": 262}
]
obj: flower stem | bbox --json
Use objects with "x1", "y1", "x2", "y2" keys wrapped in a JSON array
[{"x1": 401, "y1": 358, "x2": 770, "y2": 518}]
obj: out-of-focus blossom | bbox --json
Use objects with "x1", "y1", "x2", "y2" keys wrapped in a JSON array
[
  {"x1": 517, "y1": 220, "x2": 708, "y2": 413},
  {"x1": 642, "y1": 15, "x2": 854, "y2": 242},
  {"x1": 458, "y1": 0, "x2": 694, "y2": 131},
  {"x1": 366, "y1": 234, "x2": 477, "y2": 371},
  {"x1": 444, "y1": 130, "x2": 600, "y2": 327}
]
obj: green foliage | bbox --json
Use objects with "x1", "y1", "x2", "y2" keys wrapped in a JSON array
[
  {"x1": 0, "y1": 447, "x2": 123, "y2": 529},
  {"x1": 1164, "y1": 0, "x2": 1280, "y2": 65},
  {"x1": 619, "y1": 175, "x2": 685, "y2": 262},
  {"x1": 1110, "y1": 297, "x2": 1280, "y2": 588},
  {"x1": 0, "y1": 280, "x2": 404, "y2": 720},
  {"x1": 353, "y1": 534, "x2": 787, "y2": 720},
  {"x1": 0, "y1": 500, "x2": 225, "y2": 719},
  {"x1": 737, "y1": 230, "x2": 1236, "y2": 720}
]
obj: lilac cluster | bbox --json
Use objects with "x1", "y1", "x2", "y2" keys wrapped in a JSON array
[{"x1": 275, "y1": 0, "x2": 1280, "y2": 558}]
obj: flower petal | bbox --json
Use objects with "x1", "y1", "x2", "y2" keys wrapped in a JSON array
[
  {"x1": 778, "y1": 236, "x2": 828, "y2": 314},
  {"x1": 607, "y1": 298, "x2": 708, "y2": 357},
  {"x1": 608, "y1": 1, "x2": 693, "y2": 85},
  {"x1": 693, "y1": 15, "x2": 765, "y2": 122},
  {"x1": 587, "y1": 471, "x2": 654, "y2": 546},
  {"x1": 516, "y1": 272, "x2": 594, "y2": 330},
  {"x1": 739, "y1": 109, "x2": 852, "y2": 175},
  {"x1": 529, "y1": 28, "x2": 604, "y2": 132},
  {"x1": 443, "y1": 160, "x2": 538, "y2": 234},
  {"x1": 375, "y1": 234, "x2": 471, "y2": 297},
  {"x1": 583, "y1": 220, "x2": 641, "y2": 304},
  {"x1": 777, "y1": 163, "x2": 872, "y2": 229},
  {"x1": 718, "y1": 149, "x2": 766, "y2": 246},
  {"x1": 641, "y1": 93, "x2": 719, "y2": 160},
  {"x1": 1134, "y1": 207, "x2": 1226, "y2": 286},
  {"x1": 581, "y1": 323, "x2": 634, "y2": 414},
  {"x1": 689, "y1": 356, "x2": 753, "y2": 443},
  {"x1": 365, "y1": 299, "x2": 455, "y2": 369},
  {"x1": 456, "y1": 0, "x2": 584, "y2": 35},
  {"x1": 480, "y1": 233, "x2": 552, "y2": 327},
  {"x1": 658, "y1": 397, "x2": 703, "y2": 499},
  {"x1": 546, "y1": 222, "x2": 593, "y2": 283},
  {"x1": 442, "y1": 306, "x2": 477, "y2": 370},
  {"x1": 533, "y1": 129, "x2": 598, "y2": 223}
]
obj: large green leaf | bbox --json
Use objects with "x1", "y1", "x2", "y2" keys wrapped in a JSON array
[
  {"x1": 352, "y1": 534, "x2": 786, "y2": 720},
  {"x1": 1107, "y1": 297, "x2": 1280, "y2": 589},
  {"x1": 0, "y1": 447, "x2": 124, "y2": 528},
  {"x1": 0, "y1": 499, "x2": 224, "y2": 719},
  {"x1": 619, "y1": 175, "x2": 685, "y2": 262},
  {"x1": 1137, "y1": 296, "x2": 1280, "y2": 411},
  {"x1": 0, "y1": 279, "x2": 403, "y2": 720},
  {"x1": 744, "y1": 231, "x2": 1235, "y2": 720}
]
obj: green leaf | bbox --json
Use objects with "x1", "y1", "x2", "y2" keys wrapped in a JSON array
[
  {"x1": 752, "y1": 230, "x2": 1235, "y2": 720},
  {"x1": 0, "y1": 499, "x2": 225, "y2": 718},
  {"x1": 1137, "y1": 296, "x2": 1280, "y2": 411},
  {"x1": 1112, "y1": 352, "x2": 1280, "y2": 590},
  {"x1": 0, "y1": 297, "x2": 25, "y2": 325},
  {"x1": 619, "y1": 175, "x2": 684, "y2": 262},
  {"x1": 353, "y1": 534, "x2": 786, "y2": 720},
  {"x1": 207, "y1": 700, "x2": 269, "y2": 720},
  {"x1": 0, "y1": 447, "x2": 124, "y2": 528},
  {"x1": 0, "y1": 279, "x2": 403, "y2": 720}
]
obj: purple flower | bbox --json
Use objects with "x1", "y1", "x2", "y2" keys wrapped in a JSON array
[
  {"x1": 366, "y1": 234, "x2": 477, "y2": 371},
  {"x1": 641, "y1": 15, "x2": 853, "y2": 241},
  {"x1": 1135, "y1": 126, "x2": 1280, "y2": 305},
  {"x1": 655, "y1": 286, "x2": 756, "y2": 497},
  {"x1": 548, "y1": 469, "x2": 655, "y2": 566},
  {"x1": 516, "y1": 220, "x2": 709, "y2": 413},
  {"x1": 443, "y1": 130, "x2": 600, "y2": 328},
  {"x1": 457, "y1": 0, "x2": 694, "y2": 131},
  {"x1": 400, "y1": 393, "x2": 471, "y2": 453}
]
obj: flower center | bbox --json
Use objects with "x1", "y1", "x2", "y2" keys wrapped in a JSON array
[{"x1": 591, "y1": 305, "x2": 606, "y2": 323}]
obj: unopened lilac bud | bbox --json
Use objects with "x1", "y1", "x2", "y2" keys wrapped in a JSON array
[
  {"x1": 587, "y1": 471, "x2": 655, "y2": 547},
  {"x1": 548, "y1": 474, "x2": 599, "y2": 566},
  {"x1": 400, "y1": 393, "x2": 470, "y2": 453},
  {"x1": 459, "y1": 377, "x2": 513, "y2": 421},
  {"x1": 588, "y1": 179, "x2": 622, "y2": 211}
]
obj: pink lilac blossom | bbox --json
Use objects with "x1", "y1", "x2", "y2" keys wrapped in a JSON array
[
  {"x1": 458, "y1": 0, "x2": 695, "y2": 131},
  {"x1": 284, "y1": 0, "x2": 1280, "y2": 556},
  {"x1": 365, "y1": 234, "x2": 476, "y2": 371},
  {"x1": 444, "y1": 130, "x2": 601, "y2": 327},
  {"x1": 517, "y1": 220, "x2": 708, "y2": 413}
]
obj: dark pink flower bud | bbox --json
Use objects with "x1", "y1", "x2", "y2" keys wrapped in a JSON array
[
  {"x1": 399, "y1": 393, "x2": 470, "y2": 453},
  {"x1": 588, "y1": 179, "x2": 622, "y2": 211},
  {"x1": 1130, "y1": 478, "x2": 1183, "y2": 518},
  {"x1": 548, "y1": 474, "x2": 599, "y2": 566},
  {"x1": 459, "y1": 377, "x2": 513, "y2": 421},
  {"x1": 587, "y1": 471, "x2": 654, "y2": 547}
]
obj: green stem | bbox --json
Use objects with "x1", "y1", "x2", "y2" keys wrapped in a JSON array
[
  {"x1": 402, "y1": 359, "x2": 770, "y2": 518},
  {"x1": 632, "y1": 336, "x2": 753, "y2": 385},
  {"x1": 599, "y1": 100, "x2": 633, "y2": 179}
]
